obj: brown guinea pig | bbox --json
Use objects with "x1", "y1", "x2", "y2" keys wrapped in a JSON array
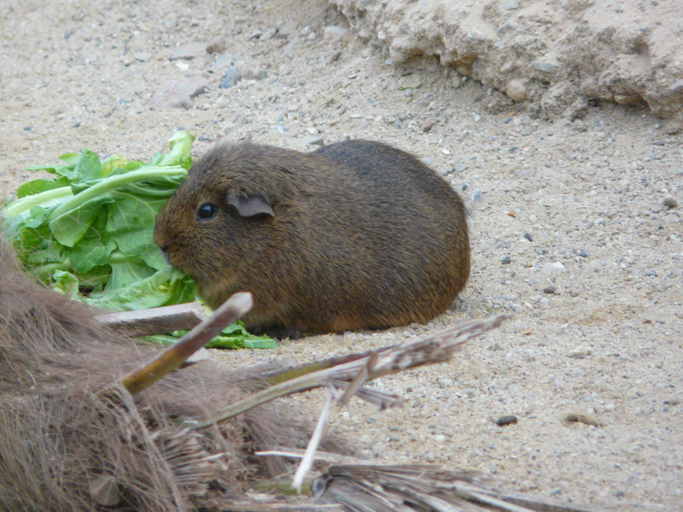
[{"x1": 154, "y1": 139, "x2": 470, "y2": 334}]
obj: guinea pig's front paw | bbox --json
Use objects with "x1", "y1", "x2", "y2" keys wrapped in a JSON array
[{"x1": 251, "y1": 325, "x2": 303, "y2": 341}]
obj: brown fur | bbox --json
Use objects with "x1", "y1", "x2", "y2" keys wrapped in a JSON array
[
  {"x1": 0, "y1": 236, "x2": 316, "y2": 511},
  {"x1": 155, "y1": 139, "x2": 470, "y2": 333}
]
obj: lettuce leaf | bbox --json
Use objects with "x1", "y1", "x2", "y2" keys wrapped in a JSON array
[{"x1": 2, "y1": 131, "x2": 274, "y2": 350}]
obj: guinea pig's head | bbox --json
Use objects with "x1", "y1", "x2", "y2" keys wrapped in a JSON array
[{"x1": 154, "y1": 143, "x2": 281, "y2": 299}]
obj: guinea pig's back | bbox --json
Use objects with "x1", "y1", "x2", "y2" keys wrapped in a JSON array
[{"x1": 311, "y1": 140, "x2": 470, "y2": 324}]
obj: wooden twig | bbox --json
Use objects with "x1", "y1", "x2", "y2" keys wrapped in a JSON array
[
  {"x1": 292, "y1": 386, "x2": 341, "y2": 493},
  {"x1": 120, "y1": 292, "x2": 252, "y2": 394},
  {"x1": 219, "y1": 504, "x2": 343, "y2": 511},
  {"x1": 190, "y1": 314, "x2": 508, "y2": 430},
  {"x1": 95, "y1": 302, "x2": 207, "y2": 336},
  {"x1": 313, "y1": 464, "x2": 604, "y2": 512}
]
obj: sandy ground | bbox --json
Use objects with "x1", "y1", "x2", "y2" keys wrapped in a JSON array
[{"x1": 1, "y1": 0, "x2": 681, "y2": 510}]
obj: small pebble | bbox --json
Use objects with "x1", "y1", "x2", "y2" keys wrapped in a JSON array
[
  {"x1": 506, "y1": 78, "x2": 527, "y2": 101},
  {"x1": 219, "y1": 65, "x2": 242, "y2": 89},
  {"x1": 168, "y1": 42, "x2": 206, "y2": 61},
  {"x1": 501, "y1": 256, "x2": 512, "y2": 265},
  {"x1": 471, "y1": 189, "x2": 482, "y2": 201},
  {"x1": 304, "y1": 136, "x2": 324, "y2": 146},
  {"x1": 495, "y1": 415, "x2": 518, "y2": 426},
  {"x1": 562, "y1": 413, "x2": 603, "y2": 427},
  {"x1": 523, "y1": 232, "x2": 533, "y2": 241},
  {"x1": 577, "y1": 249, "x2": 589, "y2": 257},
  {"x1": 568, "y1": 347, "x2": 592, "y2": 359},
  {"x1": 421, "y1": 119, "x2": 435, "y2": 132},
  {"x1": 206, "y1": 40, "x2": 226, "y2": 54},
  {"x1": 543, "y1": 285, "x2": 557, "y2": 294},
  {"x1": 544, "y1": 261, "x2": 566, "y2": 273},
  {"x1": 663, "y1": 197, "x2": 678, "y2": 209},
  {"x1": 134, "y1": 52, "x2": 151, "y2": 62},
  {"x1": 323, "y1": 25, "x2": 349, "y2": 41}
]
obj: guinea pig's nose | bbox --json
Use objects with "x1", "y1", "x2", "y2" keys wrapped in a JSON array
[{"x1": 158, "y1": 244, "x2": 170, "y2": 263}]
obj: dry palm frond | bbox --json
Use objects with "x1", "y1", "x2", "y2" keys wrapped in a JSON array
[
  {"x1": 313, "y1": 464, "x2": 597, "y2": 512},
  {"x1": 0, "y1": 236, "x2": 313, "y2": 511},
  {"x1": 195, "y1": 314, "x2": 508, "y2": 429}
]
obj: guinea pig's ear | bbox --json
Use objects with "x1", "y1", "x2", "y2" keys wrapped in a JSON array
[{"x1": 226, "y1": 190, "x2": 274, "y2": 218}]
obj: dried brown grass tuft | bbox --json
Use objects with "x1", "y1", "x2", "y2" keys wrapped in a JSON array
[{"x1": 0, "y1": 236, "x2": 303, "y2": 511}]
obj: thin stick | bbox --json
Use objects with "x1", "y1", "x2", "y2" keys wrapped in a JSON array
[
  {"x1": 120, "y1": 292, "x2": 252, "y2": 394},
  {"x1": 95, "y1": 302, "x2": 206, "y2": 336},
  {"x1": 293, "y1": 386, "x2": 337, "y2": 492},
  {"x1": 191, "y1": 314, "x2": 508, "y2": 429}
]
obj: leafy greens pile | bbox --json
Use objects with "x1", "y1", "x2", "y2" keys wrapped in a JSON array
[{"x1": 2, "y1": 131, "x2": 275, "y2": 350}]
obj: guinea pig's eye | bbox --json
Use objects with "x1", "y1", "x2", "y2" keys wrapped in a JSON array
[{"x1": 197, "y1": 202, "x2": 217, "y2": 220}]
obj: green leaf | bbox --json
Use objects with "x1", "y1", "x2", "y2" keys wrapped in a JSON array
[
  {"x1": 86, "y1": 267, "x2": 194, "y2": 311},
  {"x1": 49, "y1": 195, "x2": 114, "y2": 247},
  {"x1": 140, "y1": 245, "x2": 170, "y2": 271},
  {"x1": 107, "y1": 254, "x2": 156, "y2": 292},
  {"x1": 59, "y1": 152, "x2": 80, "y2": 165},
  {"x1": 25, "y1": 206, "x2": 51, "y2": 228},
  {"x1": 143, "y1": 328, "x2": 278, "y2": 350},
  {"x1": 101, "y1": 155, "x2": 143, "y2": 177},
  {"x1": 52, "y1": 270, "x2": 80, "y2": 299},
  {"x1": 69, "y1": 235, "x2": 116, "y2": 273},
  {"x1": 106, "y1": 191, "x2": 167, "y2": 255},
  {"x1": 74, "y1": 150, "x2": 103, "y2": 181},
  {"x1": 157, "y1": 131, "x2": 195, "y2": 168},
  {"x1": 17, "y1": 177, "x2": 69, "y2": 198}
]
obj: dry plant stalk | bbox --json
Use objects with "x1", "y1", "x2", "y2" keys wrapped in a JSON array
[
  {"x1": 95, "y1": 302, "x2": 207, "y2": 336},
  {"x1": 313, "y1": 464, "x2": 602, "y2": 512},
  {"x1": 194, "y1": 314, "x2": 509, "y2": 430},
  {"x1": 120, "y1": 292, "x2": 252, "y2": 394}
]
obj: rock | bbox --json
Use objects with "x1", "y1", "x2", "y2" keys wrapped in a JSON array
[
  {"x1": 501, "y1": 256, "x2": 512, "y2": 265},
  {"x1": 324, "y1": 25, "x2": 350, "y2": 42},
  {"x1": 543, "y1": 285, "x2": 557, "y2": 294},
  {"x1": 206, "y1": 40, "x2": 226, "y2": 54},
  {"x1": 421, "y1": 119, "x2": 435, "y2": 132},
  {"x1": 168, "y1": 42, "x2": 206, "y2": 61},
  {"x1": 531, "y1": 56, "x2": 561, "y2": 74},
  {"x1": 662, "y1": 117, "x2": 683, "y2": 135},
  {"x1": 329, "y1": 0, "x2": 683, "y2": 119},
  {"x1": 506, "y1": 78, "x2": 528, "y2": 102},
  {"x1": 495, "y1": 415, "x2": 518, "y2": 426},
  {"x1": 304, "y1": 136, "x2": 324, "y2": 146},
  {"x1": 544, "y1": 261, "x2": 566, "y2": 273},
  {"x1": 241, "y1": 65, "x2": 268, "y2": 81},
  {"x1": 219, "y1": 65, "x2": 242, "y2": 89},
  {"x1": 663, "y1": 197, "x2": 678, "y2": 209},
  {"x1": 150, "y1": 77, "x2": 209, "y2": 109}
]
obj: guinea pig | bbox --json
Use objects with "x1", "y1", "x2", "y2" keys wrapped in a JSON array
[{"x1": 154, "y1": 139, "x2": 470, "y2": 334}]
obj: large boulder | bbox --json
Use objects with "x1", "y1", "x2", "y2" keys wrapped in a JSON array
[{"x1": 329, "y1": 0, "x2": 683, "y2": 119}]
